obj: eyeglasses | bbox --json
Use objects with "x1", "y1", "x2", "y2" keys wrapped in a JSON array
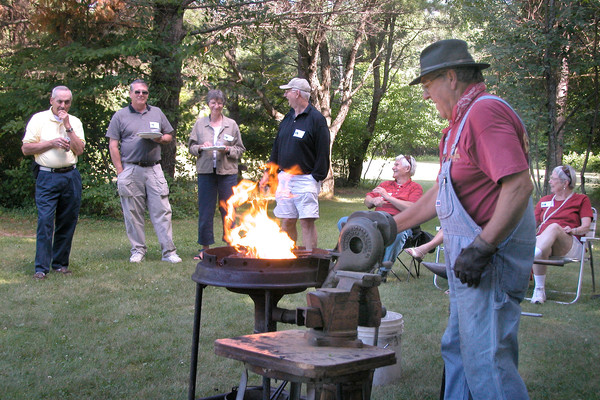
[
  {"x1": 134, "y1": 90, "x2": 149, "y2": 95},
  {"x1": 404, "y1": 155, "x2": 413, "y2": 167},
  {"x1": 421, "y1": 72, "x2": 446, "y2": 95}
]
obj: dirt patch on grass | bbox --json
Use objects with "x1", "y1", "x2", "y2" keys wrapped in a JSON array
[{"x1": 0, "y1": 216, "x2": 36, "y2": 238}]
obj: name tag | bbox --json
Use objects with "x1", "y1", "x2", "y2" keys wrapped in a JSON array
[
  {"x1": 293, "y1": 129, "x2": 306, "y2": 139},
  {"x1": 224, "y1": 134, "x2": 234, "y2": 141},
  {"x1": 150, "y1": 121, "x2": 160, "y2": 131},
  {"x1": 541, "y1": 201, "x2": 554, "y2": 208}
]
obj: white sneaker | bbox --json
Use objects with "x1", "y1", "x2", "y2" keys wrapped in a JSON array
[
  {"x1": 531, "y1": 287, "x2": 546, "y2": 304},
  {"x1": 129, "y1": 252, "x2": 145, "y2": 263},
  {"x1": 162, "y1": 253, "x2": 182, "y2": 263}
]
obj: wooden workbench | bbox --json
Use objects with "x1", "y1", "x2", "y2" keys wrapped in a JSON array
[{"x1": 214, "y1": 329, "x2": 396, "y2": 400}]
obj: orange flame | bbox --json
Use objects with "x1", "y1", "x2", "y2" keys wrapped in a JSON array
[{"x1": 223, "y1": 176, "x2": 296, "y2": 259}]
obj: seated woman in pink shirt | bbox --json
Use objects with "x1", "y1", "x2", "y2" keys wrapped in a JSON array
[{"x1": 531, "y1": 165, "x2": 593, "y2": 304}]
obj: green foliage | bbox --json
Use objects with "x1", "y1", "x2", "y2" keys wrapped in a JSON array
[
  {"x1": 563, "y1": 151, "x2": 600, "y2": 173},
  {"x1": 450, "y1": 0, "x2": 600, "y2": 174},
  {"x1": 77, "y1": 162, "x2": 122, "y2": 219},
  {"x1": 0, "y1": 159, "x2": 200, "y2": 219},
  {"x1": 0, "y1": 0, "x2": 154, "y2": 195},
  {"x1": 78, "y1": 174, "x2": 200, "y2": 220},
  {"x1": 167, "y1": 177, "x2": 201, "y2": 219},
  {"x1": 334, "y1": 79, "x2": 444, "y2": 182},
  {"x1": 0, "y1": 160, "x2": 36, "y2": 209}
]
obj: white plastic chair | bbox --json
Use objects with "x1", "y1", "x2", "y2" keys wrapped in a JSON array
[{"x1": 532, "y1": 207, "x2": 598, "y2": 304}]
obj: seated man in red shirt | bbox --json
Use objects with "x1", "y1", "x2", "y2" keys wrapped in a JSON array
[{"x1": 338, "y1": 155, "x2": 423, "y2": 272}]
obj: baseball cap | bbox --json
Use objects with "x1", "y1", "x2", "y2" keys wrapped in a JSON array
[{"x1": 279, "y1": 78, "x2": 311, "y2": 93}]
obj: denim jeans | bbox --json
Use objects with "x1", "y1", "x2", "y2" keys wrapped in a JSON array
[
  {"x1": 34, "y1": 169, "x2": 82, "y2": 273},
  {"x1": 197, "y1": 173, "x2": 237, "y2": 246}
]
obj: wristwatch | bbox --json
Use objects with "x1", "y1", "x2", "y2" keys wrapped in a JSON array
[{"x1": 65, "y1": 128, "x2": 73, "y2": 133}]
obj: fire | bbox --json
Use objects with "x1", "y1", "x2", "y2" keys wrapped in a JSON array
[{"x1": 222, "y1": 176, "x2": 296, "y2": 259}]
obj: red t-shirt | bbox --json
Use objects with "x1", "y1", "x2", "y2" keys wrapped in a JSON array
[
  {"x1": 535, "y1": 193, "x2": 593, "y2": 240},
  {"x1": 439, "y1": 93, "x2": 530, "y2": 227},
  {"x1": 366, "y1": 179, "x2": 423, "y2": 216}
]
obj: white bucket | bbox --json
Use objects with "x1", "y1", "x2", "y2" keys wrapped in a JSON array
[{"x1": 357, "y1": 311, "x2": 404, "y2": 386}]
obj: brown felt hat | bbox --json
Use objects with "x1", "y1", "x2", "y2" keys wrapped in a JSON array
[{"x1": 409, "y1": 39, "x2": 490, "y2": 85}]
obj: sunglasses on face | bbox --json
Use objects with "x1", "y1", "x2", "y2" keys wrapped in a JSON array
[{"x1": 134, "y1": 90, "x2": 149, "y2": 95}]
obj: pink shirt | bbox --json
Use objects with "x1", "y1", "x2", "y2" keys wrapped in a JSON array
[
  {"x1": 439, "y1": 93, "x2": 530, "y2": 227},
  {"x1": 366, "y1": 179, "x2": 423, "y2": 216},
  {"x1": 535, "y1": 193, "x2": 593, "y2": 240}
]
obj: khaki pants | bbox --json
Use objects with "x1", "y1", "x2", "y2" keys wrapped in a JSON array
[{"x1": 117, "y1": 163, "x2": 176, "y2": 258}]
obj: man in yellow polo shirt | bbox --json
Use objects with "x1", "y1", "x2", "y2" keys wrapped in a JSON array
[{"x1": 22, "y1": 86, "x2": 85, "y2": 279}]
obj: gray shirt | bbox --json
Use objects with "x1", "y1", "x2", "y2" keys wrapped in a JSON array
[{"x1": 106, "y1": 104, "x2": 173, "y2": 163}]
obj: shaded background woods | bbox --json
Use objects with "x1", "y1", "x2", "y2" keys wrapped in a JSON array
[{"x1": 1, "y1": 0, "x2": 599, "y2": 216}]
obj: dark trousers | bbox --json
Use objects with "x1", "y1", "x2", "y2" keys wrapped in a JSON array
[
  {"x1": 34, "y1": 169, "x2": 82, "y2": 273},
  {"x1": 197, "y1": 172, "x2": 237, "y2": 246}
]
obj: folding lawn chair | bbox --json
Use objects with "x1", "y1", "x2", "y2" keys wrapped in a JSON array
[
  {"x1": 393, "y1": 227, "x2": 436, "y2": 280},
  {"x1": 529, "y1": 207, "x2": 598, "y2": 304}
]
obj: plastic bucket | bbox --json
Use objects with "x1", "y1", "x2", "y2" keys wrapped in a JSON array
[{"x1": 357, "y1": 311, "x2": 404, "y2": 386}]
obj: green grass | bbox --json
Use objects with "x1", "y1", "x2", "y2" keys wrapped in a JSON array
[{"x1": 1, "y1": 183, "x2": 599, "y2": 399}]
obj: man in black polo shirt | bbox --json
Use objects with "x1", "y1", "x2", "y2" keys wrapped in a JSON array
[
  {"x1": 106, "y1": 79, "x2": 181, "y2": 264},
  {"x1": 260, "y1": 78, "x2": 330, "y2": 250}
]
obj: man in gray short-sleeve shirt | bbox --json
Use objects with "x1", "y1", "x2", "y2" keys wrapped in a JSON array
[{"x1": 106, "y1": 79, "x2": 181, "y2": 264}]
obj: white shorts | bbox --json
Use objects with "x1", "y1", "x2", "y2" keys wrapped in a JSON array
[
  {"x1": 563, "y1": 236, "x2": 584, "y2": 259},
  {"x1": 273, "y1": 172, "x2": 320, "y2": 219}
]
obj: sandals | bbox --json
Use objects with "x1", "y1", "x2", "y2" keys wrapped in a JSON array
[
  {"x1": 405, "y1": 247, "x2": 426, "y2": 262},
  {"x1": 193, "y1": 249, "x2": 206, "y2": 260}
]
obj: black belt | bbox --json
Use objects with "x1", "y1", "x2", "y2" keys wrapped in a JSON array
[
  {"x1": 39, "y1": 165, "x2": 75, "y2": 173},
  {"x1": 130, "y1": 160, "x2": 161, "y2": 167}
]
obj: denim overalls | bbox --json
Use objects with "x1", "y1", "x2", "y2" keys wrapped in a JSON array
[{"x1": 437, "y1": 95, "x2": 535, "y2": 400}]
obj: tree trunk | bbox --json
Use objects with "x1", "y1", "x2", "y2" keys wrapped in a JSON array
[
  {"x1": 543, "y1": 0, "x2": 562, "y2": 193},
  {"x1": 345, "y1": 15, "x2": 396, "y2": 187},
  {"x1": 582, "y1": 14, "x2": 600, "y2": 195},
  {"x1": 150, "y1": 1, "x2": 186, "y2": 179}
]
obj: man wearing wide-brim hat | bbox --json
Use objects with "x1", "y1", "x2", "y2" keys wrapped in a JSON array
[{"x1": 394, "y1": 39, "x2": 535, "y2": 399}]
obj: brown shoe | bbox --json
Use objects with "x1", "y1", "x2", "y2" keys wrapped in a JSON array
[
  {"x1": 54, "y1": 267, "x2": 72, "y2": 274},
  {"x1": 33, "y1": 272, "x2": 46, "y2": 279}
]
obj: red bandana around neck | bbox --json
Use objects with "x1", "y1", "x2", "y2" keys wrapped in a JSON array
[{"x1": 442, "y1": 82, "x2": 487, "y2": 136}]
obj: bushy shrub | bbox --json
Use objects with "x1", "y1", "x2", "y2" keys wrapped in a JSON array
[
  {"x1": 564, "y1": 151, "x2": 600, "y2": 172},
  {"x1": 80, "y1": 180, "x2": 122, "y2": 219},
  {"x1": 76, "y1": 162, "x2": 122, "y2": 219},
  {"x1": 166, "y1": 177, "x2": 199, "y2": 219},
  {"x1": 79, "y1": 169, "x2": 199, "y2": 220},
  {"x1": 1, "y1": 161, "x2": 247, "y2": 220},
  {"x1": 0, "y1": 160, "x2": 36, "y2": 209}
]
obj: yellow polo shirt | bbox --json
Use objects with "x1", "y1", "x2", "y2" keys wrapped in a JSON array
[{"x1": 22, "y1": 108, "x2": 85, "y2": 168}]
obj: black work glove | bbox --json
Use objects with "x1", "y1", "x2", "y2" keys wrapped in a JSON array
[{"x1": 453, "y1": 235, "x2": 497, "y2": 287}]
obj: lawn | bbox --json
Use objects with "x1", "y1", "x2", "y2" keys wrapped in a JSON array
[{"x1": 1, "y1": 183, "x2": 599, "y2": 400}]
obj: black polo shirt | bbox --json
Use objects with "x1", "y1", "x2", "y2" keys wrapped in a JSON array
[{"x1": 269, "y1": 104, "x2": 330, "y2": 181}]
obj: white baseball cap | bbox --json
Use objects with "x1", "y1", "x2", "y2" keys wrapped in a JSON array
[{"x1": 279, "y1": 78, "x2": 311, "y2": 93}]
